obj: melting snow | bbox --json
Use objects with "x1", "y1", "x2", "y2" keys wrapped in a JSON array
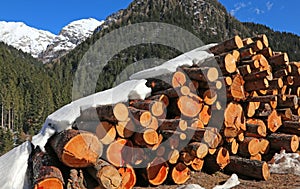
[{"x1": 269, "y1": 150, "x2": 300, "y2": 175}]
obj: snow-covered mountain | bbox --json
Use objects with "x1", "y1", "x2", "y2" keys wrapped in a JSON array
[
  {"x1": 41, "y1": 18, "x2": 104, "y2": 63},
  {"x1": 0, "y1": 18, "x2": 104, "y2": 62},
  {"x1": 0, "y1": 21, "x2": 56, "y2": 58}
]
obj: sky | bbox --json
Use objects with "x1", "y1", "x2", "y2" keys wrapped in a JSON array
[
  {"x1": 0, "y1": 0, "x2": 132, "y2": 34},
  {"x1": 0, "y1": 0, "x2": 299, "y2": 36},
  {"x1": 218, "y1": 0, "x2": 300, "y2": 35}
]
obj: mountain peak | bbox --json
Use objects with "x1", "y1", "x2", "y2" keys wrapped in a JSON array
[
  {"x1": 0, "y1": 21, "x2": 56, "y2": 58},
  {"x1": 0, "y1": 18, "x2": 104, "y2": 62}
]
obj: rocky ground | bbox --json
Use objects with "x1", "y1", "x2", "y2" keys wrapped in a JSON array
[{"x1": 134, "y1": 172, "x2": 300, "y2": 189}]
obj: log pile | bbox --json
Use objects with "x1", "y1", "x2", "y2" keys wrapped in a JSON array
[{"x1": 29, "y1": 34, "x2": 300, "y2": 188}]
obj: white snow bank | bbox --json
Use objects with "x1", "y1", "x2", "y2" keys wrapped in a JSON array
[
  {"x1": 269, "y1": 150, "x2": 300, "y2": 175},
  {"x1": 176, "y1": 174, "x2": 239, "y2": 189},
  {"x1": 177, "y1": 184, "x2": 205, "y2": 189},
  {"x1": 213, "y1": 174, "x2": 240, "y2": 189},
  {"x1": 130, "y1": 44, "x2": 216, "y2": 80},
  {"x1": 44, "y1": 79, "x2": 150, "y2": 133},
  {"x1": 0, "y1": 141, "x2": 32, "y2": 189}
]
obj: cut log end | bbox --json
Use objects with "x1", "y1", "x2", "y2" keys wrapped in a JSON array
[
  {"x1": 97, "y1": 166, "x2": 122, "y2": 189},
  {"x1": 147, "y1": 157, "x2": 169, "y2": 186},
  {"x1": 178, "y1": 96, "x2": 202, "y2": 118},
  {"x1": 34, "y1": 178, "x2": 64, "y2": 189},
  {"x1": 114, "y1": 103, "x2": 129, "y2": 122},
  {"x1": 171, "y1": 163, "x2": 191, "y2": 184},
  {"x1": 118, "y1": 166, "x2": 136, "y2": 189},
  {"x1": 61, "y1": 131, "x2": 102, "y2": 168}
]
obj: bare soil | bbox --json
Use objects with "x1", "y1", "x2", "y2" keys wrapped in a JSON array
[{"x1": 134, "y1": 172, "x2": 300, "y2": 189}]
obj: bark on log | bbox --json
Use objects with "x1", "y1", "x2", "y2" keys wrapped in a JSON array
[
  {"x1": 30, "y1": 147, "x2": 64, "y2": 189},
  {"x1": 245, "y1": 119, "x2": 267, "y2": 138},
  {"x1": 158, "y1": 119, "x2": 188, "y2": 132},
  {"x1": 279, "y1": 121, "x2": 300, "y2": 135},
  {"x1": 252, "y1": 34, "x2": 269, "y2": 48},
  {"x1": 269, "y1": 53, "x2": 289, "y2": 68},
  {"x1": 267, "y1": 133, "x2": 299, "y2": 153},
  {"x1": 185, "y1": 142, "x2": 209, "y2": 159},
  {"x1": 204, "y1": 147, "x2": 230, "y2": 173},
  {"x1": 49, "y1": 129, "x2": 103, "y2": 168},
  {"x1": 238, "y1": 137, "x2": 261, "y2": 157},
  {"x1": 225, "y1": 156, "x2": 270, "y2": 180},
  {"x1": 245, "y1": 40, "x2": 264, "y2": 53},
  {"x1": 209, "y1": 35, "x2": 244, "y2": 55},
  {"x1": 243, "y1": 70, "x2": 273, "y2": 81},
  {"x1": 180, "y1": 67, "x2": 219, "y2": 82},
  {"x1": 258, "y1": 47, "x2": 273, "y2": 58},
  {"x1": 244, "y1": 78, "x2": 269, "y2": 91}
]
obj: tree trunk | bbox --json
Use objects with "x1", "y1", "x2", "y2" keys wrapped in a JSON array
[
  {"x1": 204, "y1": 147, "x2": 230, "y2": 173},
  {"x1": 267, "y1": 133, "x2": 299, "y2": 153},
  {"x1": 209, "y1": 35, "x2": 244, "y2": 55},
  {"x1": 225, "y1": 156, "x2": 270, "y2": 180},
  {"x1": 238, "y1": 137, "x2": 261, "y2": 157},
  {"x1": 180, "y1": 67, "x2": 219, "y2": 82},
  {"x1": 30, "y1": 147, "x2": 64, "y2": 189}
]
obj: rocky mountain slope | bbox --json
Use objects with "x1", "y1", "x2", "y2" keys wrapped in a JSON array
[{"x1": 0, "y1": 18, "x2": 103, "y2": 62}]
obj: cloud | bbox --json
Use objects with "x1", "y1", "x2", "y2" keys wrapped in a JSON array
[
  {"x1": 230, "y1": 2, "x2": 247, "y2": 16},
  {"x1": 266, "y1": 1, "x2": 274, "y2": 11},
  {"x1": 254, "y1": 8, "x2": 265, "y2": 15}
]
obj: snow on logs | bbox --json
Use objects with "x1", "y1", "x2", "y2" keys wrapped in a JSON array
[{"x1": 29, "y1": 34, "x2": 300, "y2": 188}]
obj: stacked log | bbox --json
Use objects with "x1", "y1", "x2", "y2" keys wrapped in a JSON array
[{"x1": 28, "y1": 34, "x2": 300, "y2": 188}]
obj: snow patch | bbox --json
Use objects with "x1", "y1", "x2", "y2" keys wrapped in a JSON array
[
  {"x1": 269, "y1": 150, "x2": 300, "y2": 175},
  {"x1": 176, "y1": 174, "x2": 239, "y2": 189},
  {"x1": 213, "y1": 174, "x2": 240, "y2": 189},
  {"x1": 0, "y1": 141, "x2": 32, "y2": 189},
  {"x1": 177, "y1": 184, "x2": 205, "y2": 189}
]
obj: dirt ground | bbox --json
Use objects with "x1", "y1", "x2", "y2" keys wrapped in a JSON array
[{"x1": 134, "y1": 172, "x2": 300, "y2": 189}]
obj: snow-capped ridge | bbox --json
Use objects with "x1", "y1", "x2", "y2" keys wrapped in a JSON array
[
  {"x1": 0, "y1": 21, "x2": 56, "y2": 58},
  {"x1": 0, "y1": 18, "x2": 104, "y2": 62}
]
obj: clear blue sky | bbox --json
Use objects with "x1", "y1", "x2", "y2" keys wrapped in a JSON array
[
  {"x1": 0, "y1": 0, "x2": 299, "y2": 36},
  {"x1": 0, "y1": 0, "x2": 132, "y2": 34},
  {"x1": 219, "y1": 0, "x2": 300, "y2": 35}
]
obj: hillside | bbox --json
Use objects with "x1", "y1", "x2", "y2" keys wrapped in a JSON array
[
  {"x1": 49, "y1": 0, "x2": 300, "y2": 107},
  {"x1": 0, "y1": 42, "x2": 56, "y2": 155}
]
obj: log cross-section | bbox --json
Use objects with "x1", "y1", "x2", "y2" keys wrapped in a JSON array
[{"x1": 49, "y1": 129, "x2": 103, "y2": 168}]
